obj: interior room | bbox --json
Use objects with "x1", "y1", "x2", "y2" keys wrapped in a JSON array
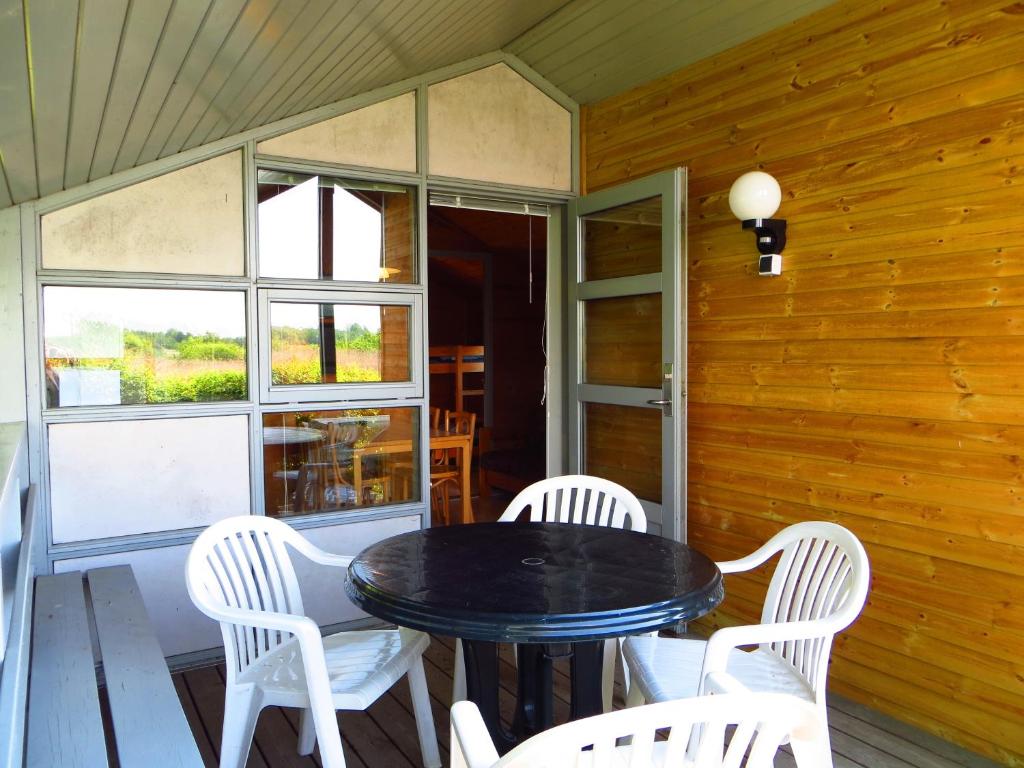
[
  {"x1": 0, "y1": 1, "x2": 1020, "y2": 766},
  {"x1": 426, "y1": 202, "x2": 549, "y2": 523}
]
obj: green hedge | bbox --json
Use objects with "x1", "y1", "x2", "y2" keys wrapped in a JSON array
[{"x1": 55, "y1": 358, "x2": 381, "y2": 404}]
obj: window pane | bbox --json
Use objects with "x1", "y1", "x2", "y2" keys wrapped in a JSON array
[
  {"x1": 582, "y1": 196, "x2": 662, "y2": 281},
  {"x1": 43, "y1": 287, "x2": 247, "y2": 408},
  {"x1": 262, "y1": 407, "x2": 420, "y2": 517},
  {"x1": 584, "y1": 294, "x2": 661, "y2": 387},
  {"x1": 584, "y1": 402, "x2": 661, "y2": 503},
  {"x1": 269, "y1": 302, "x2": 410, "y2": 385},
  {"x1": 257, "y1": 170, "x2": 417, "y2": 283}
]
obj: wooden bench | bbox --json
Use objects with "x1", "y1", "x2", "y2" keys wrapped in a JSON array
[{"x1": 26, "y1": 565, "x2": 203, "y2": 768}]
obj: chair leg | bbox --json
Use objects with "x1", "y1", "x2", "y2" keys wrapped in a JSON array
[
  {"x1": 407, "y1": 656, "x2": 442, "y2": 768},
  {"x1": 601, "y1": 638, "x2": 617, "y2": 713},
  {"x1": 626, "y1": 678, "x2": 646, "y2": 708},
  {"x1": 297, "y1": 708, "x2": 316, "y2": 755},
  {"x1": 220, "y1": 685, "x2": 263, "y2": 768},
  {"x1": 311, "y1": 704, "x2": 347, "y2": 768},
  {"x1": 452, "y1": 639, "x2": 467, "y2": 704}
]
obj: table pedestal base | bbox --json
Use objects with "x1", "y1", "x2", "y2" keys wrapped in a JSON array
[{"x1": 462, "y1": 639, "x2": 604, "y2": 754}]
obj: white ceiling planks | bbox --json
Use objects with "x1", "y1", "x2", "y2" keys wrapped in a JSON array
[
  {"x1": 0, "y1": 0, "x2": 34, "y2": 205},
  {"x1": 274, "y1": 0, "x2": 427, "y2": 126},
  {"x1": 134, "y1": 0, "x2": 250, "y2": 167},
  {"x1": 156, "y1": 0, "x2": 287, "y2": 158},
  {"x1": 509, "y1": 0, "x2": 839, "y2": 105},
  {"x1": 298, "y1": 0, "x2": 447, "y2": 113},
  {"x1": 191, "y1": 0, "x2": 337, "y2": 148},
  {"x1": 0, "y1": 0, "x2": 838, "y2": 210},
  {"x1": 64, "y1": 0, "x2": 130, "y2": 190},
  {"x1": 90, "y1": 0, "x2": 176, "y2": 182},
  {"x1": 226, "y1": 1, "x2": 382, "y2": 136},
  {"x1": 112, "y1": 1, "x2": 214, "y2": 175},
  {"x1": 24, "y1": 0, "x2": 78, "y2": 198}
]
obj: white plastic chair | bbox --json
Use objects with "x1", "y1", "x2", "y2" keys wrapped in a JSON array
[
  {"x1": 623, "y1": 521, "x2": 869, "y2": 765},
  {"x1": 450, "y1": 673, "x2": 830, "y2": 767},
  {"x1": 185, "y1": 516, "x2": 441, "y2": 768},
  {"x1": 453, "y1": 474, "x2": 647, "y2": 712}
]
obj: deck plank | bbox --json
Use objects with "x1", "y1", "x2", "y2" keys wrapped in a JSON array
[{"x1": 175, "y1": 636, "x2": 1001, "y2": 768}]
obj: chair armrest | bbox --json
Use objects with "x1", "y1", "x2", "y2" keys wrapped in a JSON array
[
  {"x1": 702, "y1": 671, "x2": 751, "y2": 696},
  {"x1": 200, "y1": 603, "x2": 321, "y2": 639},
  {"x1": 450, "y1": 701, "x2": 500, "y2": 768},
  {"x1": 289, "y1": 536, "x2": 354, "y2": 569},
  {"x1": 716, "y1": 546, "x2": 780, "y2": 575},
  {"x1": 699, "y1": 620, "x2": 833, "y2": 688}
]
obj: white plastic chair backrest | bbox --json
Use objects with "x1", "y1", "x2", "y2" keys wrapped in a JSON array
[
  {"x1": 186, "y1": 516, "x2": 315, "y2": 682},
  {"x1": 499, "y1": 475, "x2": 647, "y2": 532},
  {"x1": 726, "y1": 521, "x2": 870, "y2": 697},
  {"x1": 451, "y1": 691, "x2": 826, "y2": 768}
]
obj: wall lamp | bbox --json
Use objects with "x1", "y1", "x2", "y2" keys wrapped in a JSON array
[{"x1": 729, "y1": 171, "x2": 786, "y2": 276}]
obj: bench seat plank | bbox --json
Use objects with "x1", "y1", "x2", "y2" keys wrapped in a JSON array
[
  {"x1": 26, "y1": 572, "x2": 107, "y2": 768},
  {"x1": 87, "y1": 565, "x2": 204, "y2": 768}
]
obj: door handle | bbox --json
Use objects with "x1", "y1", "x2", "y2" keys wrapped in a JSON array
[{"x1": 646, "y1": 399, "x2": 670, "y2": 406}]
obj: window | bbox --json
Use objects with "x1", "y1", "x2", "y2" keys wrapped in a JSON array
[
  {"x1": 257, "y1": 170, "x2": 417, "y2": 284},
  {"x1": 43, "y1": 287, "x2": 247, "y2": 408},
  {"x1": 259, "y1": 290, "x2": 421, "y2": 403},
  {"x1": 261, "y1": 407, "x2": 420, "y2": 517}
]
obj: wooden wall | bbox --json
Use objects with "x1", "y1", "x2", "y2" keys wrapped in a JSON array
[{"x1": 582, "y1": 0, "x2": 1024, "y2": 763}]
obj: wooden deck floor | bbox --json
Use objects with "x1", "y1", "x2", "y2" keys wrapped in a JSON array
[{"x1": 173, "y1": 634, "x2": 999, "y2": 768}]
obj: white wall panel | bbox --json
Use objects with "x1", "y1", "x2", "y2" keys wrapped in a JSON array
[
  {"x1": 257, "y1": 92, "x2": 417, "y2": 172},
  {"x1": 0, "y1": 208, "x2": 25, "y2": 424},
  {"x1": 48, "y1": 415, "x2": 250, "y2": 543},
  {"x1": 428, "y1": 64, "x2": 572, "y2": 191},
  {"x1": 40, "y1": 151, "x2": 244, "y2": 275},
  {"x1": 53, "y1": 514, "x2": 420, "y2": 658}
]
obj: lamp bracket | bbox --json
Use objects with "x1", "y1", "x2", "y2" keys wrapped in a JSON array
[{"x1": 742, "y1": 218, "x2": 787, "y2": 255}]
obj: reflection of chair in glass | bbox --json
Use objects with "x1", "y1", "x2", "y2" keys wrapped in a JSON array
[
  {"x1": 450, "y1": 681, "x2": 829, "y2": 768},
  {"x1": 186, "y1": 516, "x2": 441, "y2": 768},
  {"x1": 430, "y1": 410, "x2": 476, "y2": 525},
  {"x1": 453, "y1": 475, "x2": 646, "y2": 711},
  {"x1": 623, "y1": 521, "x2": 869, "y2": 764},
  {"x1": 294, "y1": 462, "x2": 357, "y2": 512},
  {"x1": 324, "y1": 422, "x2": 391, "y2": 504}
]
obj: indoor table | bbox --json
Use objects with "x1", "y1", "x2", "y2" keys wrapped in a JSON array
[{"x1": 345, "y1": 521, "x2": 724, "y2": 752}]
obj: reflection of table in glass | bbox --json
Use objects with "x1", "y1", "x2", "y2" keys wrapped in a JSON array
[
  {"x1": 262, "y1": 426, "x2": 324, "y2": 513},
  {"x1": 352, "y1": 425, "x2": 474, "y2": 523},
  {"x1": 346, "y1": 523, "x2": 723, "y2": 753}
]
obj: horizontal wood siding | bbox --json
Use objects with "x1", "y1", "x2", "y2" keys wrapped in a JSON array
[{"x1": 582, "y1": 0, "x2": 1024, "y2": 764}]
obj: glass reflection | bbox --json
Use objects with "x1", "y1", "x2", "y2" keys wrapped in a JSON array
[
  {"x1": 43, "y1": 287, "x2": 246, "y2": 408},
  {"x1": 270, "y1": 302, "x2": 410, "y2": 385},
  {"x1": 262, "y1": 407, "x2": 419, "y2": 517},
  {"x1": 257, "y1": 170, "x2": 416, "y2": 283},
  {"x1": 583, "y1": 195, "x2": 662, "y2": 281}
]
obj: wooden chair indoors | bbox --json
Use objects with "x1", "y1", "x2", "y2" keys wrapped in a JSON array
[{"x1": 431, "y1": 410, "x2": 476, "y2": 525}]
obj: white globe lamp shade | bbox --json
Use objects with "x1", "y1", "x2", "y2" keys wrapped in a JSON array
[{"x1": 729, "y1": 171, "x2": 782, "y2": 221}]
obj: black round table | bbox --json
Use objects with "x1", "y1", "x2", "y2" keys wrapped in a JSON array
[{"x1": 345, "y1": 521, "x2": 723, "y2": 752}]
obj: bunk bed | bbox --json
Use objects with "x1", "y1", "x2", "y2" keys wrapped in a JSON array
[{"x1": 428, "y1": 345, "x2": 485, "y2": 413}]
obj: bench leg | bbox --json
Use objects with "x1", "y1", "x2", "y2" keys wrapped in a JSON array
[{"x1": 221, "y1": 685, "x2": 263, "y2": 768}]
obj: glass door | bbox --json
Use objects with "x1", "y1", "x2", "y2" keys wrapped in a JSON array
[{"x1": 567, "y1": 169, "x2": 686, "y2": 539}]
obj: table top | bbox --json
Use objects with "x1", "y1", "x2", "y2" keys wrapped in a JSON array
[{"x1": 345, "y1": 522, "x2": 724, "y2": 643}]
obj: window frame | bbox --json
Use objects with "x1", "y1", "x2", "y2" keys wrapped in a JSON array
[{"x1": 257, "y1": 288, "x2": 423, "y2": 404}]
